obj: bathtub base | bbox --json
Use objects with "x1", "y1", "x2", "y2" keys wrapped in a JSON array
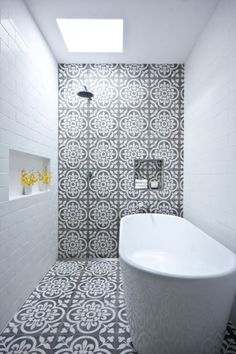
[{"x1": 121, "y1": 259, "x2": 235, "y2": 354}]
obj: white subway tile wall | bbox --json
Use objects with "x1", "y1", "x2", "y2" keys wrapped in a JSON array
[
  {"x1": 0, "y1": 0, "x2": 58, "y2": 331},
  {"x1": 184, "y1": 0, "x2": 236, "y2": 321}
]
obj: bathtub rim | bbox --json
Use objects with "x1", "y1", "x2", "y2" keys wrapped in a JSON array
[{"x1": 119, "y1": 214, "x2": 236, "y2": 280}]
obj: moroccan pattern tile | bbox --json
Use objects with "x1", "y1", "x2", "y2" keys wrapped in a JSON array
[
  {"x1": 0, "y1": 260, "x2": 235, "y2": 354},
  {"x1": 58, "y1": 64, "x2": 184, "y2": 258}
]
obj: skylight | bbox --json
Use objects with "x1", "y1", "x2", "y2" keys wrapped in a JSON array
[{"x1": 56, "y1": 19, "x2": 123, "y2": 53}]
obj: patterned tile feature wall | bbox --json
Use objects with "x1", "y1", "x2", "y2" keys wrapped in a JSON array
[{"x1": 58, "y1": 64, "x2": 184, "y2": 258}]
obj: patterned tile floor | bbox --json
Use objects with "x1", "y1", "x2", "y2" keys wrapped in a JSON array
[{"x1": 0, "y1": 259, "x2": 235, "y2": 354}]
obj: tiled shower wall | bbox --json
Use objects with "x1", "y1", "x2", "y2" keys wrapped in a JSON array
[
  {"x1": 58, "y1": 64, "x2": 184, "y2": 258},
  {"x1": 0, "y1": 0, "x2": 58, "y2": 331}
]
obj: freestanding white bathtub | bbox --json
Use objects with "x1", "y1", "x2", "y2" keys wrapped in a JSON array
[{"x1": 119, "y1": 214, "x2": 236, "y2": 354}]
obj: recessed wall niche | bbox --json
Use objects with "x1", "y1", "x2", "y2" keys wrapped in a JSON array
[
  {"x1": 134, "y1": 159, "x2": 164, "y2": 190},
  {"x1": 9, "y1": 149, "x2": 50, "y2": 200}
]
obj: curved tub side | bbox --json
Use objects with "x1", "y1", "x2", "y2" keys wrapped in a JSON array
[{"x1": 120, "y1": 257, "x2": 236, "y2": 354}]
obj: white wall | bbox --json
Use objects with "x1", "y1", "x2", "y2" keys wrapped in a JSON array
[
  {"x1": 0, "y1": 0, "x2": 58, "y2": 331},
  {"x1": 184, "y1": 0, "x2": 236, "y2": 320}
]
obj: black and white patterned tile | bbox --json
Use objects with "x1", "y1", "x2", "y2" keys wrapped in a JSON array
[
  {"x1": 58, "y1": 64, "x2": 184, "y2": 258},
  {"x1": 0, "y1": 260, "x2": 235, "y2": 354}
]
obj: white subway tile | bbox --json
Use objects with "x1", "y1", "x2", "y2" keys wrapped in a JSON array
[
  {"x1": 0, "y1": 0, "x2": 58, "y2": 332},
  {"x1": 184, "y1": 0, "x2": 236, "y2": 322}
]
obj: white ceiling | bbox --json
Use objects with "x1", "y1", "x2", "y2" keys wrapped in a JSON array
[{"x1": 24, "y1": 0, "x2": 219, "y2": 64}]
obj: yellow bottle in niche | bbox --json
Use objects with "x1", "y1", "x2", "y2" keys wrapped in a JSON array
[{"x1": 38, "y1": 169, "x2": 52, "y2": 191}]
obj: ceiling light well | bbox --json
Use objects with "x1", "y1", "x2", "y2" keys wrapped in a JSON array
[{"x1": 56, "y1": 18, "x2": 123, "y2": 53}]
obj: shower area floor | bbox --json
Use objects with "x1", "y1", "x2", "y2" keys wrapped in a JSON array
[{"x1": 0, "y1": 259, "x2": 235, "y2": 354}]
